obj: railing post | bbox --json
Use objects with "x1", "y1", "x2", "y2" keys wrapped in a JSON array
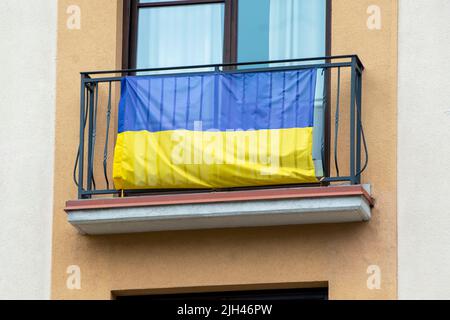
[
  {"x1": 78, "y1": 75, "x2": 86, "y2": 199},
  {"x1": 349, "y1": 57, "x2": 357, "y2": 184},
  {"x1": 324, "y1": 63, "x2": 332, "y2": 182},
  {"x1": 356, "y1": 69, "x2": 362, "y2": 184},
  {"x1": 86, "y1": 81, "x2": 96, "y2": 197}
]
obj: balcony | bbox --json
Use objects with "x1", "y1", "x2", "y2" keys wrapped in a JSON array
[{"x1": 66, "y1": 55, "x2": 372, "y2": 235}]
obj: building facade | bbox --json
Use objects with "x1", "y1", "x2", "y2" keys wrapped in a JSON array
[
  {"x1": 0, "y1": 0, "x2": 56, "y2": 300},
  {"x1": 397, "y1": 0, "x2": 450, "y2": 299},
  {"x1": 0, "y1": 0, "x2": 449, "y2": 300}
]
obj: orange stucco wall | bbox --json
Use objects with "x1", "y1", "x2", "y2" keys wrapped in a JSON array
[{"x1": 52, "y1": 0, "x2": 398, "y2": 299}]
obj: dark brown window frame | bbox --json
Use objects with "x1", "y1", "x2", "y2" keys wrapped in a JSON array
[
  {"x1": 115, "y1": 287, "x2": 328, "y2": 300},
  {"x1": 122, "y1": 0, "x2": 332, "y2": 177}
]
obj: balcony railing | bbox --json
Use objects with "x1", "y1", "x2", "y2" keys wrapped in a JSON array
[{"x1": 74, "y1": 55, "x2": 366, "y2": 199}]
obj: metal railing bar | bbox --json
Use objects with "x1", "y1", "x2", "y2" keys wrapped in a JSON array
[
  {"x1": 322, "y1": 177, "x2": 353, "y2": 182},
  {"x1": 334, "y1": 67, "x2": 341, "y2": 177},
  {"x1": 80, "y1": 189, "x2": 120, "y2": 196},
  {"x1": 221, "y1": 62, "x2": 351, "y2": 74},
  {"x1": 90, "y1": 83, "x2": 99, "y2": 190},
  {"x1": 85, "y1": 77, "x2": 122, "y2": 83},
  {"x1": 103, "y1": 81, "x2": 112, "y2": 190},
  {"x1": 73, "y1": 86, "x2": 89, "y2": 187},
  {"x1": 83, "y1": 62, "x2": 354, "y2": 84},
  {"x1": 80, "y1": 181, "x2": 330, "y2": 197},
  {"x1": 355, "y1": 71, "x2": 362, "y2": 179},
  {"x1": 356, "y1": 124, "x2": 369, "y2": 177},
  {"x1": 355, "y1": 70, "x2": 369, "y2": 178},
  {"x1": 320, "y1": 67, "x2": 328, "y2": 178},
  {"x1": 86, "y1": 84, "x2": 96, "y2": 193},
  {"x1": 77, "y1": 79, "x2": 88, "y2": 198},
  {"x1": 81, "y1": 55, "x2": 364, "y2": 76},
  {"x1": 349, "y1": 58, "x2": 357, "y2": 184},
  {"x1": 78, "y1": 177, "x2": 358, "y2": 196}
]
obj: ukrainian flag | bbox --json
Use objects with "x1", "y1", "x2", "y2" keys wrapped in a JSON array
[{"x1": 113, "y1": 69, "x2": 318, "y2": 189}]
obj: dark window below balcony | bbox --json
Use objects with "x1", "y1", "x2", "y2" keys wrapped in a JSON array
[{"x1": 116, "y1": 287, "x2": 328, "y2": 301}]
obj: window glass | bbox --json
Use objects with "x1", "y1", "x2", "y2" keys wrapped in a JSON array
[
  {"x1": 137, "y1": 3, "x2": 224, "y2": 70},
  {"x1": 238, "y1": 0, "x2": 326, "y2": 62},
  {"x1": 238, "y1": 0, "x2": 327, "y2": 176}
]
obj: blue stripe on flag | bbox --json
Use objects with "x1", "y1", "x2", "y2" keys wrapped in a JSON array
[{"x1": 118, "y1": 69, "x2": 317, "y2": 133}]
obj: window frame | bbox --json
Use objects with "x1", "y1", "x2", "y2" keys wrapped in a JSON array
[
  {"x1": 122, "y1": 0, "x2": 332, "y2": 179},
  {"x1": 115, "y1": 287, "x2": 328, "y2": 300}
]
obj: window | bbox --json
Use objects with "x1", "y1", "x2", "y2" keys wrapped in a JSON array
[
  {"x1": 123, "y1": 0, "x2": 331, "y2": 177},
  {"x1": 123, "y1": 0, "x2": 330, "y2": 68},
  {"x1": 116, "y1": 287, "x2": 328, "y2": 300},
  {"x1": 136, "y1": 2, "x2": 225, "y2": 69},
  {"x1": 238, "y1": 0, "x2": 327, "y2": 64},
  {"x1": 123, "y1": 0, "x2": 237, "y2": 70},
  {"x1": 235, "y1": 0, "x2": 329, "y2": 176}
]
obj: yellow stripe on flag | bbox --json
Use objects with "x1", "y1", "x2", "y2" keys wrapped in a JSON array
[{"x1": 113, "y1": 128, "x2": 317, "y2": 189}]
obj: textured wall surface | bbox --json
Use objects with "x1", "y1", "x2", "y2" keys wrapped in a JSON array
[
  {"x1": 398, "y1": 0, "x2": 450, "y2": 299},
  {"x1": 52, "y1": 0, "x2": 398, "y2": 299},
  {"x1": 0, "y1": 0, "x2": 56, "y2": 299}
]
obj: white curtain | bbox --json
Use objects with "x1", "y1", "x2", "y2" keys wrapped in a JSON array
[
  {"x1": 269, "y1": 0, "x2": 326, "y2": 60},
  {"x1": 269, "y1": 0, "x2": 326, "y2": 175},
  {"x1": 137, "y1": 4, "x2": 224, "y2": 69}
]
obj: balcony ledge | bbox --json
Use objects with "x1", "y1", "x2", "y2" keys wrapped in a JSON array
[{"x1": 65, "y1": 185, "x2": 373, "y2": 235}]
